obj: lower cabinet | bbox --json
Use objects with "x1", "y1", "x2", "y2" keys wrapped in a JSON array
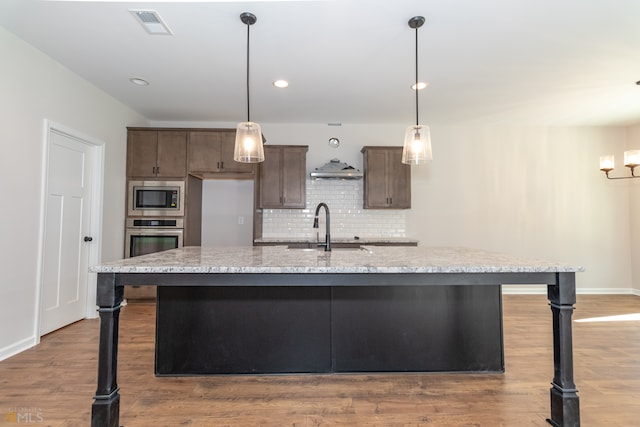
[
  {"x1": 155, "y1": 285, "x2": 503, "y2": 375},
  {"x1": 156, "y1": 286, "x2": 331, "y2": 375},
  {"x1": 332, "y1": 285, "x2": 503, "y2": 372}
]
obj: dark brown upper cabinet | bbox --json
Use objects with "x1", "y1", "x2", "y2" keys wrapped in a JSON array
[
  {"x1": 361, "y1": 146, "x2": 411, "y2": 209},
  {"x1": 188, "y1": 130, "x2": 255, "y2": 178},
  {"x1": 127, "y1": 129, "x2": 187, "y2": 178},
  {"x1": 259, "y1": 145, "x2": 308, "y2": 209}
]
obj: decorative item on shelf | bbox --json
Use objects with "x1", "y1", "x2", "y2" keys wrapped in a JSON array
[
  {"x1": 402, "y1": 15, "x2": 432, "y2": 165},
  {"x1": 599, "y1": 149, "x2": 640, "y2": 179},
  {"x1": 234, "y1": 12, "x2": 265, "y2": 164}
]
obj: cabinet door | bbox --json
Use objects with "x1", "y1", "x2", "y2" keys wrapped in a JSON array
[
  {"x1": 127, "y1": 130, "x2": 158, "y2": 178},
  {"x1": 387, "y1": 149, "x2": 411, "y2": 208},
  {"x1": 259, "y1": 147, "x2": 283, "y2": 208},
  {"x1": 363, "y1": 149, "x2": 391, "y2": 208},
  {"x1": 188, "y1": 131, "x2": 222, "y2": 173},
  {"x1": 188, "y1": 131, "x2": 255, "y2": 175},
  {"x1": 363, "y1": 147, "x2": 411, "y2": 209},
  {"x1": 281, "y1": 148, "x2": 306, "y2": 208},
  {"x1": 156, "y1": 131, "x2": 187, "y2": 178},
  {"x1": 219, "y1": 133, "x2": 255, "y2": 173}
]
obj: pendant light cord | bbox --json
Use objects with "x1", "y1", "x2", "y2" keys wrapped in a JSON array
[
  {"x1": 414, "y1": 24, "x2": 419, "y2": 127},
  {"x1": 246, "y1": 23, "x2": 251, "y2": 123}
]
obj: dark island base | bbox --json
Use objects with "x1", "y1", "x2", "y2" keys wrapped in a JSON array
[{"x1": 155, "y1": 285, "x2": 504, "y2": 375}]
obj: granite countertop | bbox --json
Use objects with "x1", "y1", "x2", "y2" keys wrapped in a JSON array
[
  {"x1": 254, "y1": 237, "x2": 419, "y2": 245},
  {"x1": 90, "y1": 246, "x2": 584, "y2": 274}
]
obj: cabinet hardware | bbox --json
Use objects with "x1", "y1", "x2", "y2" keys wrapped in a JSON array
[
  {"x1": 220, "y1": 161, "x2": 224, "y2": 169},
  {"x1": 83, "y1": 236, "x2": 93, "y2": 242}
]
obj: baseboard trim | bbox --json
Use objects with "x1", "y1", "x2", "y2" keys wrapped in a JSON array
[
  {"x1": 502, "y1": 285, "x2": 637, "y2": 295},
  {"x1": 0, "y1": 335, "x2": 37, "y2": 362}
]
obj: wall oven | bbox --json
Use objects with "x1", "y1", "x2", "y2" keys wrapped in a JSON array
[
  {"x1": 124, "y1": 218, "x2": 183, "y2": 300},
  {"x1": 128, "y1": 180, "x2": 185, "y2": 217},
  {"x1": 125, "y1": 218, "x2": 184, "y2": 258}
]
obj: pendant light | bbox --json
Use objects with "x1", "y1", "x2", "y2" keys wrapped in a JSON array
[
  {"x1": 234, "y1": 12, "x2": 265, "y2": 163},
  {"x1": 402, "y1": 16, "x2": 432, "y2": 165}
]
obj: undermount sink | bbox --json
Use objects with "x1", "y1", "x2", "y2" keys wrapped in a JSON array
[{"x1": 286, "y1": 245, "x2": 370, "y2": 252}]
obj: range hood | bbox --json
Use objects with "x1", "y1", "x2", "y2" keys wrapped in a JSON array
[{"x1": 310, "y1": 158, "x2": 363, "y2": 180}]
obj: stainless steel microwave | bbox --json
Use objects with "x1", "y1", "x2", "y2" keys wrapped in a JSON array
[{"x1": 127, "y1": 180, "x2": 185, "y2": 217}]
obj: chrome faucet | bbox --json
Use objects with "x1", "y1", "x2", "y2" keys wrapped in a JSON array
[{"x1": 313, "y1": 202, "x2": 331, "y2": 251}]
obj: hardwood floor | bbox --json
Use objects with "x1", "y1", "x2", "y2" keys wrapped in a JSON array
[{"x1": 1, "y1": 295, "x2": 639, "y2": 426}]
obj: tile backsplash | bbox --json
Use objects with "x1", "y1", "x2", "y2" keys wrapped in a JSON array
[{"x1": 261, "y1": 179, "x2": 407, "y2": 239}]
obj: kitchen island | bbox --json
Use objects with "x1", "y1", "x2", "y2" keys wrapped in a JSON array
[{"x1": 90, "y1": 245, "x2": 583, "y2": 427}]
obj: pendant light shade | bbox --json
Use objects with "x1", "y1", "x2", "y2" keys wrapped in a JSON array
[
  {"x1": 402, "y1": 16, "x2": 432, "y2": 165},
  {"x1": 234, "y1": 121, "x2": 264, "y2": 163},
  {"x1": 402, "y1": 124, "x2": 432, "y2": 164},
  {"x1": 234, "y1": 12, "x2": 264, "y2": 163}
]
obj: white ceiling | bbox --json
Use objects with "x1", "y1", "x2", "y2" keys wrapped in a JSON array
[{"x1": 1, "y1": 0, "x2": 640, "y2": 126}]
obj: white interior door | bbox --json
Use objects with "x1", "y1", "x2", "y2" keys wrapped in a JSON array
[{"x1": 40, "y1": 129, "x2": 95, "y2": 335}]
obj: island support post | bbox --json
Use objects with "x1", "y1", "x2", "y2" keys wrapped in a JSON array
[
  {"x1": 546, "y1": 272, "x2": 580, "y2": 427},
  {"x1": 91, "y1": 273, "x2": 124, "y2": 427}
]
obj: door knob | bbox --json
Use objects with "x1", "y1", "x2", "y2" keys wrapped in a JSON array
[{"x1": 84, "y1": 236, "x2": 93, "y2": 242}]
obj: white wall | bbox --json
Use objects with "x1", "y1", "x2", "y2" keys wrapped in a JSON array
[
  {"x1": 408, "y1": 126, "x2": 632, "y2": 293},
  {"x1": 627, "y1": 124, "x2": 640, "y2": 295},
  {"x1": 201, "y1": 180, "x2": 254, "y2": 246},
  {"x1": 156, "y1": 121, "x2": 634, "y2": 293},
  {"x1": 0, "y1": 27, "x2": 147, "y2": 360}
]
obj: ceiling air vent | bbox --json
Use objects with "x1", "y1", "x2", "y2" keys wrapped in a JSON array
[{"x1": 130, "y1": 10, "x2": 173, "y2": 35}]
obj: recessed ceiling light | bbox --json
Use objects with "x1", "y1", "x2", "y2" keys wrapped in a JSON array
[
  {"x1": 273, "y1": 80, "x2": 289, "y2": 88},
  {"x1": 411, "y1": 82, "x2": 428, "y2": 90},
  {"x1": 129, "y1": 77, "x2": 149, "y2": 86}
]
